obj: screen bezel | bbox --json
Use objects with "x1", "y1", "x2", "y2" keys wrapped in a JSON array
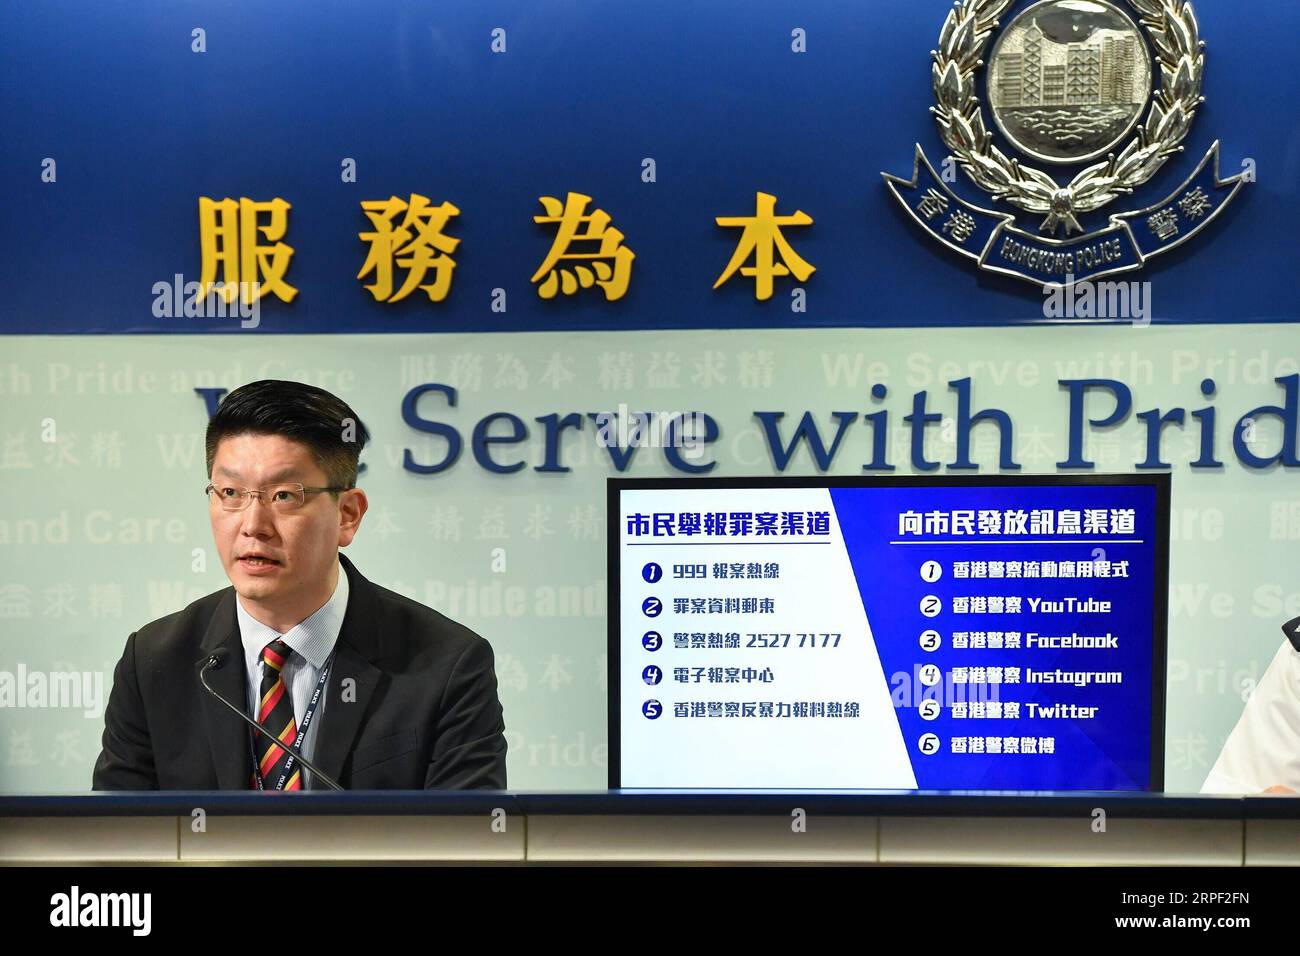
[{"x1": 607, "y1": 473, "x2": 1171, "y2": 792}]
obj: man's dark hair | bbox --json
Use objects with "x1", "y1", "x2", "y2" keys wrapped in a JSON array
[{"x1": 205, "y1": 380, "x2": 369, "y2": 495}]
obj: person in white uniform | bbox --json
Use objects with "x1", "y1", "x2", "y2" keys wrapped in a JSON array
[{"x1": 1201, "y1": 618, "x2": 1300, "y2": 795}]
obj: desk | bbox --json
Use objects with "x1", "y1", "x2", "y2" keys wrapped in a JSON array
[{"x1": 1, "y1": 792, "x2": 1295, "y2": 865}]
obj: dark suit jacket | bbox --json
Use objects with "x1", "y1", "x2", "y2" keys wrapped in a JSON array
[{"x1": 93, "y1": 552, "x2": 507, "y2": 790}]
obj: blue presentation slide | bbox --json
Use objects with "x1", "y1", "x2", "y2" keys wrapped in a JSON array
[{"x1": 615, "y1": 479, "x2": 1163, "y2": 791}]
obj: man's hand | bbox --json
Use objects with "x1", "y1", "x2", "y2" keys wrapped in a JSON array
[{"x1": 1261, "y1": 785, "x2": 1297, "y2": 795}]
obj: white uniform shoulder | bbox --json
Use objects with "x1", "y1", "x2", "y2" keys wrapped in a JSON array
[{"x1": 1202, "y1": 638, "x2": 1300, "y2": 794}]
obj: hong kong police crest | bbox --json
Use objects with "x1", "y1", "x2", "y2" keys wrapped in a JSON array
[{"x1": 883, "y1": 0, "x2": 1248, "y2": 286}]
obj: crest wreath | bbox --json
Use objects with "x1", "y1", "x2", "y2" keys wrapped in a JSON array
[{"x1": 931, "y1": 0, "x2": 1205, "y2": 234}]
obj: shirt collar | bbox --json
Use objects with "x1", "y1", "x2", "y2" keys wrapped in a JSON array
[{"x1": 236, "y1": 559, "x2": 349, "y2": 670}]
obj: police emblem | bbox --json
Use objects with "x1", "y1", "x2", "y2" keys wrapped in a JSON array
[{"x1": 883, "y1": 0, "x2": 1248, "y2": 286}]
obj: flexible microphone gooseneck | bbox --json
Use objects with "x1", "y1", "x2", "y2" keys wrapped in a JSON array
[{"x1": 199, "y1": 649, "x2": 345, "y2": 791}]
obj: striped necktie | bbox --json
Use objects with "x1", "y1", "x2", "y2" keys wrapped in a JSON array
[{"x1": 252, "y1": 638, "x2": 303, "y2": 791}]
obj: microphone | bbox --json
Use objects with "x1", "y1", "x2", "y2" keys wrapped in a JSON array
[
  {"x1": 200, "y1": 649, "x2": 345, "y2": 791},
  {"x1": 1284, "y1": 617, "x2": 1300, "y2": 653}
]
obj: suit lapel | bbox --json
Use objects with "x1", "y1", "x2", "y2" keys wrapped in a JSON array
[
  {"x1": 194, "y1": 589, "x2": 253, "y2": 790},
  {"x1": 311, "y1": 554, "x2": 385, "y2": 787}
]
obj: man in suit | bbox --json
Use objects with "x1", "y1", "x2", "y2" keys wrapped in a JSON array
[{"x1": 93, "y1": 379, "x2": 507, "y2": 790}]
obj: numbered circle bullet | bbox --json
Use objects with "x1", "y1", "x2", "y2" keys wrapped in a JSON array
[
  {"x1": 918, "y1": 698, "x2": 941, "y2": 721},
  {"x1": 642, "y1": 699, "x2": 662, "y2": 719},
  {"x1": 918, "y1": 663, "x2": 941, "y2": 686},
  {"x1": 920, "y1": 560, "x2": 943, "y2": 582},
  {"x1": 642, "y1": 562, "x2": 663, "y2": 583},
  {"x1": 642, "y1": 596, "x2": 662, "y2": 617},
  {"x1": 920, "y1": 594, "x2": 942, "y2": 618},
  {"x1": 642, "y1": 631, "x2": 663, "y2": 651},
  {"x1": 919, "y1": 629, "x2": 941, "y2": 652},
  {"x1": 642, "y1": 665, "x2": 662, "y2": 685},
  {"x1": 918, "y1": 733, "x2": 941, "y2": 755}
]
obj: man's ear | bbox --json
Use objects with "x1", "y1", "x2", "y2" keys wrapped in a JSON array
[{"x1": 337, "y1": 488, "x2": 368, "y2": 547}]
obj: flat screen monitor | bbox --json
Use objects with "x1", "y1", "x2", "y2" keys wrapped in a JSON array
[{"x1": 609, "y1": 475, "x2": 1169, "y2": 791}]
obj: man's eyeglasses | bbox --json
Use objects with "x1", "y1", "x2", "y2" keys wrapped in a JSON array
[{"x1": 204, "y1": 482, "x2": 351, "y2": 512}]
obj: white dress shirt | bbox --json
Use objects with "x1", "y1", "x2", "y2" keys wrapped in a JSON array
[
  {"x1": 1202, "y1": 638, "x2": 1300, "y2": 794},
  {"x1": 236, "y1": 561, "x2": 349, "y2": 789}
]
